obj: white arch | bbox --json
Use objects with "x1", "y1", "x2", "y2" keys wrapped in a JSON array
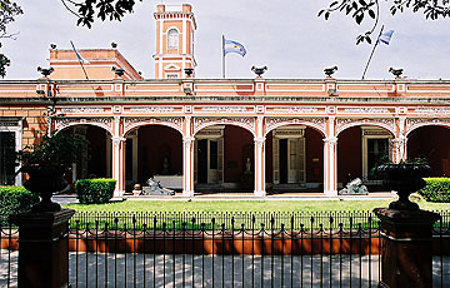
[
  {"x1": 123, "y1": 121, "x2": 184, "y2": 137},
  {"x1": 264, "y1": 121, "x2": 326, "y2": 137},
  {"x1": 193, "y1": 119, "x2": 256, "y2": 137},
  {"x1": 405, "y1": 121, "x2": 450, "y2": 137},
  {"x1": 54, "y1": 119, "x2": 113, "y2": 136},
  {"x1": 336, "y1": 121, "x2": 395, "y2": 137}
]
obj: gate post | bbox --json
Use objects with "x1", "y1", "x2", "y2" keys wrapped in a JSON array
[
  {"x1": 10, "y1": 209, "x2": 75, "y2": 288},
  {"x1": 374, "y1": 208, "x2": 440, "y2": 288}
]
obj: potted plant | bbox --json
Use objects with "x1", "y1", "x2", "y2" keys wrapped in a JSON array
[
  {"x1": 377, "y1": 158, "x2": 430, "y2": 210},
  {"x1": 17, "y1": 133, "x2": 88, "y2": 212}
]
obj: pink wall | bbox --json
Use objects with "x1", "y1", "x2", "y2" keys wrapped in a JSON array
[
  {"x1": 224, "y1": 126, "x2": 253, "y2": 183},
  {"x1": 305, "y1": 128, "x2": 323, "y2": 183},
  {"x1": 137, "y1": 126, "x2": 182, "y2": 183},
  {"x1": 338, "y1": 127, "x2": 362, "y2": 184}
]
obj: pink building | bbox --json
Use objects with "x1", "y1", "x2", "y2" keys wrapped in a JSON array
[{"x1": 0, "y1": 4, "x2": 449, "y2": 197}]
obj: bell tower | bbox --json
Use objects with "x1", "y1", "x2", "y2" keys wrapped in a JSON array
[{"x1": 153, "y1": 4, "x2": 197, "y2": 79}]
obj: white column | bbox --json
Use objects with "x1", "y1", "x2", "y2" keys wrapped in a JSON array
[
  {"x1": 254, "y1": 137, "x2": 266, "y2": 197},
  {"x1": 323, "y1": 116, "x2": 337, "y2": 195},
  {"x1": 254, "y1": 116, "x2": 266, "y2": 197},
  {"x1": 14, "y1": 119, "x2": 23, "y2": 185},
  {"x1": 391, "y1": 136, "x2": 406, "y2": 164},
  {"x1": 397, "y1": 117, "x2": 407, "y2": 163},
  {"x1": 323, "y1": 137, "x2": 338, "y2": 196},
  {"x1": 183, "y1": 116, "x2": 194, "y2": 197},
  {"x1": 112, "y1": 116, "x2": 125, "y2": 197}
]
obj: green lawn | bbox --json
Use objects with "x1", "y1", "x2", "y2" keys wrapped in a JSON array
[
  {"x1": 64, "y1": 198, "x2": 449, "y2": 213},
  {"x1": 64, "y1": 199, "x2": 449, "y2": 230}
]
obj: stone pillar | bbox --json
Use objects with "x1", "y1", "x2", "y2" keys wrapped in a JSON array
[
  {"x1": 374, "y1": 208, "x2": 440, "y2": 288},
  {"x1": 182, "y1": 116, "x2": 194, "y2": 197},
  {"x1": 254, "y1": 116, "x2": 266, "y2": 197},
  {"x1": 182, "y1": 137, "x2": 195, "y2": 197},
  {"x1": 254, "y1": 137, "x2": 266, "y2": 197},
  {"x1": 112, "y1": 137, "x2": 126, "y2": 196},
  {"x1": 323, "y1": 137, "x2": 338, "y2": 195},
  {"x1": 390, "y1": 136, "x2": 406, "y2": 164},
  {"x1": 10, "y1": 209, "x2": 75, "y2": 288}
]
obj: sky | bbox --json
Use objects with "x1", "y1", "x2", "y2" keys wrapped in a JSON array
[{"x1": 3, "y1": 0, "x2": 450, "y2": 80}]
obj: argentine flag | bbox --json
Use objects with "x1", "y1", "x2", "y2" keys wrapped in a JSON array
[
  {"x1": 378, "y1": 30, "x2": 394, "y2": 45},
  {"x1": 224, "y1": 39, "x2": 247, "y2": 57},
  {"x1": 70, "y1": 41, "x2": 90, "y2": 64}
]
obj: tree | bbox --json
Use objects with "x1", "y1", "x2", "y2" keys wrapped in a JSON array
[
  {"x1": 318, "y1": 0, "x2": 450, "y2": 44},
  {"x1": 60, "y1": 0, "x2": 141, "y2": 28},
  {"x1": 0, "y1": 0, "x2": 22, "y2": 77}
]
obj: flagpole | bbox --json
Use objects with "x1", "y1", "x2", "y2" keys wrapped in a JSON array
[
  {"x1": 70, "y1": 40, "x2": 89, "y2": 80},
  {"x1": 222, "y1": 35, "x2": 225, "y2": 78},
  {"x1": 361, "y1": 25, "x2": 384, "y2": 80}
]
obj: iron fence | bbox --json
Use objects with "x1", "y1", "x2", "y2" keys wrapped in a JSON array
[
  {"x1": 1, "y1": 211, "x2": 449, "y2": 287},
  {"x1": 70, "y1": 210, "x2": 450, "y2": 231}
]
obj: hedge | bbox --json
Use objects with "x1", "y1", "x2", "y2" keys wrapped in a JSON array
[
  {"x1": 0, "y1": 186, "x2": 40, "y2": 216},
  {"x1": 418, "y1": 178, "x2": 450, "y2": 203},
  {"x1": 76, "y1": 178, "x2": 116, "y2": 204}
]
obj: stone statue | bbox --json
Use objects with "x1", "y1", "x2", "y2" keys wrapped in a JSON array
[
  {"x1": 161, "y1": 156, "x2": 170, "y2": 175},
  {"x1": 142, "y1": 177, "x2": 175, "y2": 196},
  {"x1": 338, "y1": 178, "x2": 369, "y2": 195},
  {"x1": 244, "y1": 157, "x2": 252, "y2": 175}
]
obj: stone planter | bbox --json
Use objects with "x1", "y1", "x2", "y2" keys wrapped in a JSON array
[
  {"x1": 22, "y1": 165, "x2": 68, "y2": 212},
  {"x1": 377, "y1": 163, "x2": 430, "y2": 210}
]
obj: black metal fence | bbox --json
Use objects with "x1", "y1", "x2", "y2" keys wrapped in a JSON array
[{"x1": 1, "y1": 211, "x2": 450, "y2": 287}]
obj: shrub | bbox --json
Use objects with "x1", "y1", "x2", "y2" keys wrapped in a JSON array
[
  {"x1": 76, "y1": 178, "x2": 116, "y2": 204},
  {"x1": 0, "y1": 186, "x2": 40, "y2": 216},
  {"x1": 418, "y1": 178, "x2": 450, "y2": 203}
]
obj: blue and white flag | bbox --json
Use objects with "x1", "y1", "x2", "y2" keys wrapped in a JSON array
[
  {"x1": 70, "y1": 41, "x2": 90, "y2": 64},
  {"x1": 378, "y1": 30, "x2": 394, "y2": 45},
  {"x1": 224, "y1": 39, "x2": 247, "y2": 57}
]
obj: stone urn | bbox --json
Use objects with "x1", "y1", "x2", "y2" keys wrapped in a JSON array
[
  {"x1": 377, "y1": 163, "x2": 430, "y2": 210},
  {"x1": 22, "y1": 165, "x2": 69, "y2": 212}
]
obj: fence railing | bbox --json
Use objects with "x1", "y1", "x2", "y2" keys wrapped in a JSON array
[
  {"x1": 69, "y1": 210, "x2": 450, "y2": 230},
  {"x1": 1, "y1": 210, "x2": 450, "y2": 287}
]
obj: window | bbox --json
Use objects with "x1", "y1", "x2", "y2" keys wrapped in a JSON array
[
  {"x1": 361, "y1": 127, "x2": 392, "y2": 181},
  {"x1": 167, "y1": 29, "x2": 179, "y2": 51},
  {"x1": 0, "y1": 132, "x2": 15, "y2": 185}
]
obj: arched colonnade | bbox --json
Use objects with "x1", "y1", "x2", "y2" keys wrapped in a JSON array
[{"x1": 53, "y1": 115, "x2": 450, "y2": 197}]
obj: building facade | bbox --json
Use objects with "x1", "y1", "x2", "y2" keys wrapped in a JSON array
[{"x1": 1, "y1": 4, "x2": 449, "y2": 197}]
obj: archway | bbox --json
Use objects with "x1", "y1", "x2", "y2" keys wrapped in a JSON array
[
  {"x1": 59, "y1": 125, "x2": 111, "y2": 185},
  {"x1": 265, "y1": 126, "x2": 324, "y2": 193},
  {"x1": 407, "y1": 126, "x2": 450, "y2": 177},
  {"x1": 124, "y1": 125, "x2": 183, "y2": 192},
  {"x1": 194, "y1": 125, "x2": 254, "y2": 193},
  {"x1": 337, "y1": 125, "x2": 394, "y2": 192}
]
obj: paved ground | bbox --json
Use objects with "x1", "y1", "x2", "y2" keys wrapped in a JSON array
[
  {"x1": 1, "y1": 250, "x2": 448, "y2": 287},
  {"x1": 52, "y1": 192, "x2": 396, "y2": 205}
]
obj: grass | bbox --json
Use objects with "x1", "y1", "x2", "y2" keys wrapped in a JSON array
[
  {"x1": 63, "y1": 198, "x2": 449, "y2": 214},
  {"x1": 63, "y1": 198, "x2": 450, "y2": 230}
]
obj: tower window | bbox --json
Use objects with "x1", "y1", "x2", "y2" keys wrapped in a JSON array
[{"x1": 167, "y1": 29, "x2": 179, "y2": 51}]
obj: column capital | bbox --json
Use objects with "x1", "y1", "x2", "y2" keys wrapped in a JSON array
[
  {"x1": 323, "y1": 136, "x2": 338, "y2": 145},
  {"x1": 112, "y1": 137, "x2": 126, "y2": 142},
  {"x1": 183, "y1": 136, "x2": 195, "y2": 144},
  {"x1": 254, "y1": 137, "x2": 266, "y2": 144},
  {"x1": 391, "y1": 136, "x2": 406, "y2": 144}
]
